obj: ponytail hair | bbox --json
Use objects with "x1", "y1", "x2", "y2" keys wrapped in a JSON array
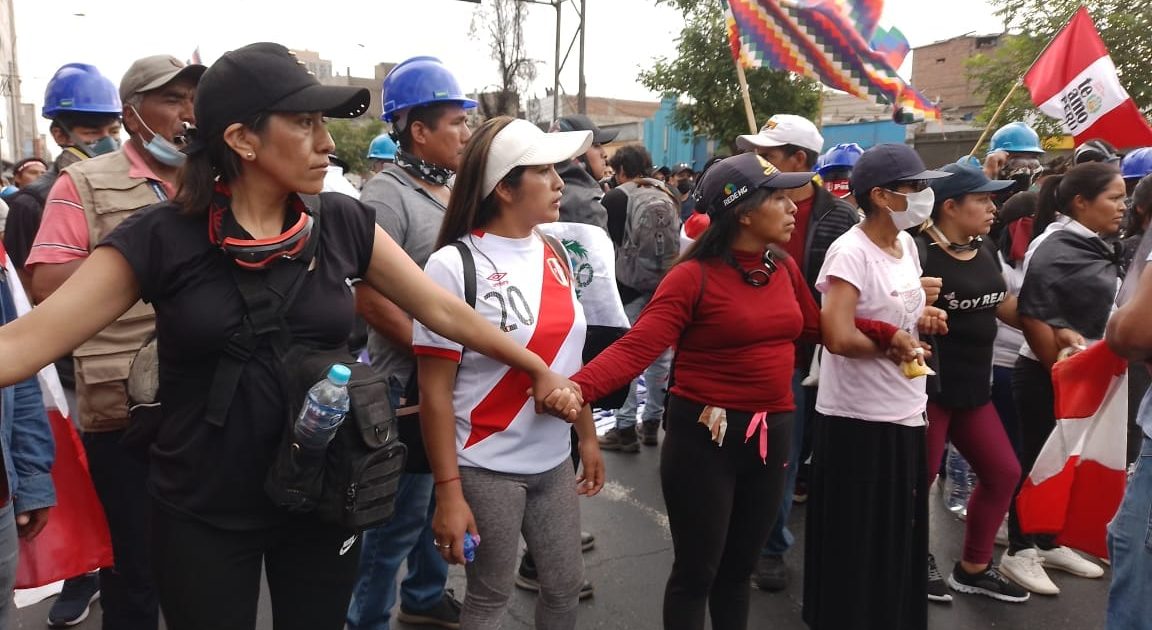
[
  {"x1": 1032, "y1": 162, "x2": 1120, "y2": 240},
  {"x1": 174, "y1": 113, "x2": 269, "y2": 215}
]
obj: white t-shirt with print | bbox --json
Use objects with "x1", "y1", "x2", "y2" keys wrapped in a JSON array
[
  {"x1": 815, "y1": 226, "x2": 928, "y2": 425},
  {"x1": 413, "y1": 232, "x2": 587, "y2": 475}
]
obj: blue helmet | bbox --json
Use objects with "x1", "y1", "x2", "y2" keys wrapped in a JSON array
[
  {"x1": 955, "y1": 154, "x2": 982, "y2": 168},
  {"x1": 817, "y1": 143, "x2": 864, "y2": 177},
  {"x1": 0, "y1": 185, "x2": 17, "y2": 199},
  {"x1": 367, "y1": 134, "x2": 398, "y2": 160},
  {"x1": 1121, "y1": 147, "x2": 1152, "y2": 181},
  {"x1": 987, "y1": 122, "x2": 1044, "y2": 156},
  {"x1": 381, "y1": 56, "x2": 477, "y2": 123},
  {"x1": 42, "y1": 63, "x2": 121, "y2": 120}
]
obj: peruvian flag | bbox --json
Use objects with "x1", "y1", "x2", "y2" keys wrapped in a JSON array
[
  {"x1": 0, "y1": 242, "x2": 114, "y2": 589},
  {"x1": 1015, "y1": 341, "x2": 1128, "y2": 559},
  {"x1": 1022, "y1": 6, "x2": 1152, "y2": 149}
]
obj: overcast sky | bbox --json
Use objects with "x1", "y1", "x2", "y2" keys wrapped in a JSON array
[{"x1": 14, "y1": 0, "x2": 1006, "y2": 138}]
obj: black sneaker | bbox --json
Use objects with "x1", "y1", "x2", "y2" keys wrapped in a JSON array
[
  {"x1": 515, "y1": 557, "x2": 594, "y2": 600},
  {"x1": 927, "y1": 554, "x2": 953, "y2": 603},
  {"x1": 598, "y1": 427, "x2": 639, "y2": 453},
  {"x1": 947, "y1": 562, "x2": 1031, "y2": 603},
  {"x1": 640, "y1": 421, "x2": 660, "y2": 446},
  {"x1": 396, "y1": 589, "x2": 462, "y2": 628},
  {"x1": 752, "y1": 554, "x2": 789, "y2": 592},
  {"x1": 48, "y1": 572, "x2": 100, "y2": 627}
]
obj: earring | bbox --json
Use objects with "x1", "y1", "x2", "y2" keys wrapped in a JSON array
[{"x1": 246, "y1": 152, "x2": 254, "y2": 159}]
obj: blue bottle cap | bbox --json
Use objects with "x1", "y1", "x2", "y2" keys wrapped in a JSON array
[{"x1": 327, "y1": 364, "x2": 352, "y2": 386}]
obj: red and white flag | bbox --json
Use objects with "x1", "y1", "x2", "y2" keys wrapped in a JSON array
[
  {"x1": 0, "y1": 243, "x2": 114, "y2": 589},
  {"x1": 1022, "y1": 6, "x2": 1152, "y2": 149},
  {"x1": 1015, "y1": 341, "x2": 1128, "y2": 559}
]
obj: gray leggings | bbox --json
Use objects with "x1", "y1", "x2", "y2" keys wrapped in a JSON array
[{"x1": 460, "y1": 462, "x2": 583, "y2": 630}]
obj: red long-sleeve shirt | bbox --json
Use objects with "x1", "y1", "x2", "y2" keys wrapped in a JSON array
[{"x1": 574, "y1": 250, "x2": 820, "y2": 413}]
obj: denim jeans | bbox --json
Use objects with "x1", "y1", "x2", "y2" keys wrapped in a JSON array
[
  {"x1": 0, "y1": 502, "x2": 16, "y2": 630},
  {"x1": 763, "y1": 369, "x2": 808, "y2": 556},
  {"x1": 346, "y1": 379, "x2": 448, "y2": 630},
  {"x1": 614, "y1": 294, "x2": 672, "y2": 430},
  {"x1": 1106, "y1": 435, "x2": 1152, "y2": 629}
]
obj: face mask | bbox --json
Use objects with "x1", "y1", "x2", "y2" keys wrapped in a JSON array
[
  {"x1": 886, "y1": 188, "x2": 935, "y2": 231},
  {"x1": 676, "y1": 178, "x2": 694, "y2": 194},
  {"x1": 72, "y1": 133, "x2": 120, "y2": 157},
  {"x1": 131, "y1": 107, "x2": 187, "y2": 167}
]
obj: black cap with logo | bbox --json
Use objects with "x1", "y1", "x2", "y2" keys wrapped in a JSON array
[
  {"x1": 696, "y1": 152, "x2": 814, "y2": 216},
  {"x1": 186, "y1": 42, "x2": 370, "y2": 155}
]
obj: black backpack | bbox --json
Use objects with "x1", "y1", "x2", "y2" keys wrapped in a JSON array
[{"x1": 205, "y1": 196, "x2": 406, "y2": 532}]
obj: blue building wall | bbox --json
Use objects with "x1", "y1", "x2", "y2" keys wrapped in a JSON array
[
  {"x1": 821, "y1": 120, "x2": 907, "y2": 149},
  {"x1": 643, "y1": 97, "x2": 712, "y2": 171}
]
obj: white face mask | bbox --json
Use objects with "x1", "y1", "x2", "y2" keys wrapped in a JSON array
[{"x1": 886, "y1": 187, "x2": 935, "y2": 231}]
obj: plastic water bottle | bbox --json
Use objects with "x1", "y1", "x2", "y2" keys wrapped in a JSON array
[{"x1": 294, "y1": 364, "x2": 352, "y2": 452}]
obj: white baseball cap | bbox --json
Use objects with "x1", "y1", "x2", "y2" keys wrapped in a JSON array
[
  {"x1": 736, "y1": 114, "x2": 824, "y2": 154},
  {"x1": 483, "y1": 119, "x2": 593, "y2": 197}
]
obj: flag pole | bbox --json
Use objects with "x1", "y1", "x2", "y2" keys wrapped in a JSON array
[
  {"x1": 967, "y1": 79, "x2": 1022, "y2": 157},
  {"x1": 735, "y1": 62, "x2": 758, "y2": 134}
]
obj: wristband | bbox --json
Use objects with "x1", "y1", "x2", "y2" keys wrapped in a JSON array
[
  {"x1": 434, "y1": 476, "x2": 461, "y2": 487},
  {"x1": 855, "y1": 318, "x2": 900, "y2": 350}
]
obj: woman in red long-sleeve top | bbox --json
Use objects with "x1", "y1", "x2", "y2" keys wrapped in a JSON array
[{"x1": 574, "y1": 153, "x2": 818, "y2": 630}]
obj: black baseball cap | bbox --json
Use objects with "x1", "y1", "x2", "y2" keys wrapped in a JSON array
[
  {"x1": 186, "y1": 42, "x2": 370, "y2": 155},
  {"x1": 552, "y1": 114, "x2": 618, "y2": 145},
  {"x1": 673, "y1": 162, "x2": 694, "y2": 175},
  {"x1": 697, "y1": 152, "x2": 814, "y2": 216},
  {"x1": 850, "y1": 143, "x2": 951, "y2": 196},
  {"x1": 929, "y1": 163, "x2": 1013, "y2": 202}
]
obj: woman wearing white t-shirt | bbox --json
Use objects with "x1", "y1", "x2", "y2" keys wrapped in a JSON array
[
  {"x1": 803, "y1": 144, "x2": 950, "y2": 630},
  {"x1": 414, "y1": 117, "x2": 605, "y2": 630}
]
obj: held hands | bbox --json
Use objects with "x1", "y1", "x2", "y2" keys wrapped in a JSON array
[
  {"x1": 432, "y1": 495, "x2": 478, "y2": 566},
  {"x1": 577, "y1": 436, "x2": 605, "y2": 497},
  {"x1": 527, "y1": 369, "x2": 584, "y2": 422},
  {"x1": 918, "y1": 306, "x2": 949, "y2": 336}
]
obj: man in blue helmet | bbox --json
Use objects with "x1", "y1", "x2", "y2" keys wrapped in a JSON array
[
  {"x1": 817, "y1": 143, "x2": 864, "y2": 209},
  {"x1": 983, "y1": 121, "x2": 1045, "y2": 196},
  {"x1": 348, "y1": 56, "x2": 473, "y2": 630},
  {"x1": 3, "y1": 63, "x2": 122, "y2": 288},
  {"x1": 27, "y1": 54, "x2": 204, "y2": 630},
  {"x1": 1122, "y1": 147, "x2": 1152, "y2": 197},
  {"x1": 367, "y1": 133, "x2": 398, "y2": 174}
]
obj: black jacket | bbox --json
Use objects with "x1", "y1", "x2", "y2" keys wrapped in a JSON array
[{"x1": 799, "y1": 183, "x2": 859, "y2": 299}]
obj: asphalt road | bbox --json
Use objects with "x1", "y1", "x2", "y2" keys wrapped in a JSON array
[{"x1": 14, "y1": 433, "x2": 1111, "y2": 629}]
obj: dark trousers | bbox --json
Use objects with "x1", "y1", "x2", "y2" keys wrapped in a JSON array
[
  {"x1": 660, "y1": 395, "x2": 792, "y2": 630},
  {"x1": 151, "y1": 505, "x2": 361, "y2": 630},
  {"x1": 1008, "y1": 356, "x2": 1058, "y2": 552},
  {"x1": 83, "y1": 430, "x2": 158, "y2": 630}
]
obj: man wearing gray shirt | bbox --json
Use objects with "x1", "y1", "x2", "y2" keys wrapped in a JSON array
[{"x1": 347, "y1": 56, "x2": 475, "y2": 630}]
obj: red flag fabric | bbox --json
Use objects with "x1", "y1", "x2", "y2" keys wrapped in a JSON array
[
  {"x1": 1022, "y1": 6, "x2": 1152, "y2": 149},
  {"x1": 1015, "y1": 342, "x2": 1128, "y2": 559},
  {"x1": 0, "y1": 243, "x2": 114, "y2": 588}
]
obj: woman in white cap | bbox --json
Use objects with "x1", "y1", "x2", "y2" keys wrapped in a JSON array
[
  {"x1": 0, "y1": 44, "x2": 580, "y2": 630},
  {"x1": 804, "y1": 143, "x2": 950, "y2": 630},
  {"x1": 416, "y1": 116, "x2": 605, "y2": 630}
]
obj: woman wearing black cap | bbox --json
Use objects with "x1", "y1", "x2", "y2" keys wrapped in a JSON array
[
  {"x1": 0, "y1": 43, "x2": 581, "y2": 630},
  {"x1": 572, "y1": 152, "x2": 895, "y2": 630},
  {"x1": 914, "y1": 164, "x2": 1029, "y2": 603},
  {"x1": 804, "y1": 143, "x2": 950, "y2": 630}
]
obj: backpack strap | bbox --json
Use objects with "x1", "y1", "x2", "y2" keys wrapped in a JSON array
[
  {"x1": 449, "y1": 241, "x2": 477, "y2": 308},
  {"x1": 204, "y1": 199, "x2": 322, "y2": 428}
]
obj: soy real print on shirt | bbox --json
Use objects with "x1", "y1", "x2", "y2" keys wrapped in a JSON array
[{"x1": 941, "y1": 290, "x2": 1006, "y2": 313}]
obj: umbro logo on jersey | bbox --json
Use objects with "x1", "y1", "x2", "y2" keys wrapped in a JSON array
[{"x1": 488, "y1": 272, "x2": 507, "y2": 282}]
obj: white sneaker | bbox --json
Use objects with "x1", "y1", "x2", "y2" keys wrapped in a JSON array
[
  {"x1": 999, "y1": 549, "x2": 1059, "y2": 595},
  {"x1": 1036, "y1": 546, "x2": 1104, "y2": 578}
]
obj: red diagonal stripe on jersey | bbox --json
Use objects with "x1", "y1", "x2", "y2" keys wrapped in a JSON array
[{"x1": 464, "y1": 246, "x2": 574, "y2": 448}]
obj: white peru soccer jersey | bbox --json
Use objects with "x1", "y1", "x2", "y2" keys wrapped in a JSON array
[{"x1": 413, "y1": 232, "x2": 587, "y2": 475}]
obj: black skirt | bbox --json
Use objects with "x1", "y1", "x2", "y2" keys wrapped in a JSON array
[{"x1": 803, "y1": 415, "x2": 928, "y2": 630}]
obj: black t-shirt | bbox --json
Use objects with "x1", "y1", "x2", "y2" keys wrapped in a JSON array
[
  {"x1": 602, "y1": 187, "x2": 628, "y2": 248},
  {"x1": 919, "y1": 236, "x2": 1007, "y2": 409},
  {"x1": 100, "y1": 193, "x2": 375, "y2": 530}
]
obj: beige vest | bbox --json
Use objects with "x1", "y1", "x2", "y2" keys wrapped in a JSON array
[{"x1": 63, "y1": 149, "x2": 162, "y2": 432}]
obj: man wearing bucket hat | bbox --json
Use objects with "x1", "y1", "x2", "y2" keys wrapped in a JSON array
[
  {"x1": 27, "y1": 54, "x2": 203, "y2": 630},
  {"x1": 349, "y1": 55, "x2": 475, "y2": 630}
]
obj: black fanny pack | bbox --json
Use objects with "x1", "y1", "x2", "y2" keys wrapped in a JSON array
[{"x1": 264, "y1": 346, "x2": 406, "y2": 531}]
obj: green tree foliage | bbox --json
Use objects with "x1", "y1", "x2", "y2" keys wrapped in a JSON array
[
  {"x1": 639, "y1": 0, "x2": 820, "y2": 153},
  {"x1": 968, "y1": 0, "x2": 1152, "y2": 140},
  {"x1": 327, "y1": 118, "x2": 386, "y2": 177}
]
